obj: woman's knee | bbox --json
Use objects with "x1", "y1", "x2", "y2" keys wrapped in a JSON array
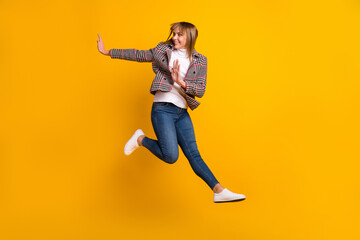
[{"x1": 163, "y1": 152, "x2": 179, "y2": 164}]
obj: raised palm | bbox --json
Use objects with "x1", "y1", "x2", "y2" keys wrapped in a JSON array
[{"x1": 97, "y1": 34, "x2": 108, "y2": 55}]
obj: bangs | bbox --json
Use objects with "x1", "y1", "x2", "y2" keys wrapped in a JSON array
[{"x1": 171, "y1": 24, "x2": 184, "y2": 34}]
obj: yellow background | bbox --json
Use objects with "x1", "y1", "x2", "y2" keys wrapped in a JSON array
[{"x1": 1, "y1": 0, "x2": 359, "y2": 239}]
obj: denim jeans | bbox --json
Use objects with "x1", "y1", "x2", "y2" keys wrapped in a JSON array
[{"x1": 141, "y1": 102, "x2": 220, "y2": 190}]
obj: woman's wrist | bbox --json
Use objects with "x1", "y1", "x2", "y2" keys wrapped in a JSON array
[
  {"x1": 174, "y1": 78, "x2": 186, "y2": 89},
  {"x1": 180, "y1": 80, "x2": 187, "y2": 89}
]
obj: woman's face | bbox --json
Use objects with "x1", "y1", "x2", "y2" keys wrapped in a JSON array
[{"x1": 172, "y1": 27, "x2": 187, "y2": 49}]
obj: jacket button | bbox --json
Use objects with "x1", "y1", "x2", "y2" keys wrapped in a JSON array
[
  {"x1": 193, "y1": 71, "x2": 196, "y2": 74},
  {"x1": 162, "y1": 59, "x2": 165, "y2": 62}
]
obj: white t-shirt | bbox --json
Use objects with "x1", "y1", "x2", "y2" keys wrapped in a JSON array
[{"x1": 153, "y1": 48, "x2": 190, "y2": 109}]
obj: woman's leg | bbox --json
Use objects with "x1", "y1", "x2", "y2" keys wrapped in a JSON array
[
  {"x1": 141, "y1": 103, "x2": 179, "y2": 164},
  {"x1": 175, "y1": 111, "x2": 221, "y2": 190}
]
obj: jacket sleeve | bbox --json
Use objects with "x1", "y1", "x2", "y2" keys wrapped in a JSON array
[
  {"x1": 109, "y1": 42, "x2": 161, "y2": 62},
  {"x1": 184, "y1": 57, "x2": 207, "y2": 98}
]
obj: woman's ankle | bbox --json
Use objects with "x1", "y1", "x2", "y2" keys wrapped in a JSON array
[
  {"x1": 213, "y1": 183, "x2": 225, "y2": 193},
  {"x1": 137, "y1": 135, "x2": 145, "y2": 146}
]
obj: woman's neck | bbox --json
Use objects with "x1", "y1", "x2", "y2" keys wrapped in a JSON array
[{"x1": 173, "y1": 47, "x2": 191, "y2": 61}]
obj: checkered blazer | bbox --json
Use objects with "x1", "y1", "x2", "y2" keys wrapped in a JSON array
[{"x1": 109, "y1": 41, "x2": 207, "y2": 110}]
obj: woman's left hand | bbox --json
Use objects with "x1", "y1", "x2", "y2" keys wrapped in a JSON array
[{"x1": 171, "y1": 59, "x2": 186, "y2": 89}]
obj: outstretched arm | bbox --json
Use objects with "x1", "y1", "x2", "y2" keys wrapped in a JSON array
[
  {"x1": 109, "y1": 47, "x2": 155, "y2": 62},
  {"x1": 97, "y1": 33, "x2": 158, "y2": 62}
]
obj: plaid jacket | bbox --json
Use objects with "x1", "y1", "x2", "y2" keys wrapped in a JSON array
[{"x1": 109, "y1": 41, "x2": 207, "y2": 110}]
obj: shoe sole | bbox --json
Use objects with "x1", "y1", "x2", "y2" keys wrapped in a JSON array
[{"x1": 214, "y1": 198, "x2": 246, "y2": 203}]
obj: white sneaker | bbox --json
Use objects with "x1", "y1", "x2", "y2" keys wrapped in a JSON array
[
  {"x1": 124, "y1": 129, "x2": 144, "y2": 156},
  {"x1": 213, "y1": 188, "x2": 246, "y2": 203}
]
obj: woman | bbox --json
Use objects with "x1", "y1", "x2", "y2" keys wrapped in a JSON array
[{"x1": 97, "y1": 22, "x2": 246, "y2": 203}]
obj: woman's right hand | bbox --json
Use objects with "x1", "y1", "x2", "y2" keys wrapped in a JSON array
[{"x1": 97, "y1": 33, "x2": 110, "y2": 56}]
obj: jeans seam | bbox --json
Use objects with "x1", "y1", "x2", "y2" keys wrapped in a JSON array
[
  {"x1": 177, "y1": 116, "x2": 217, "y2": 188},
  {"x1": 151, "y1": 111, "x2": 164, "y2": 160}
]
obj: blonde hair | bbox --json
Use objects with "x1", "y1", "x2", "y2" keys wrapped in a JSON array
[{"x1": 164, "y1": 22, "x2": 198, "y2": 61}]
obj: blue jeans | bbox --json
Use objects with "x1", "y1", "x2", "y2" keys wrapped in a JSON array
[{"x1": 141, "y1": 102, "x2": 220, "y2": 190}]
